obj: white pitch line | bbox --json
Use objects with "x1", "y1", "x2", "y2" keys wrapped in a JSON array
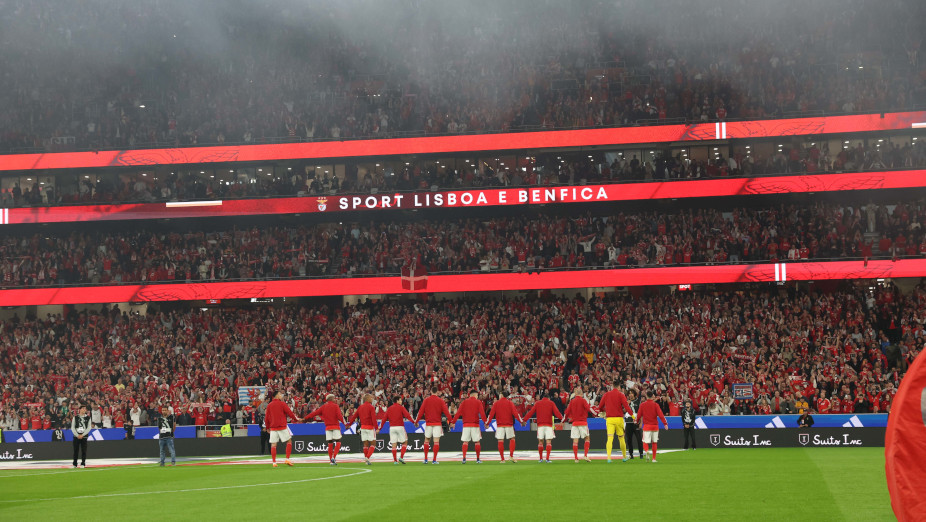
[
  {"x1": 0, "y1": 467, "x2": 372, "y2": 503},
  {"x1": 0, "y1": 466, "x2": 158, "y2": 478}
]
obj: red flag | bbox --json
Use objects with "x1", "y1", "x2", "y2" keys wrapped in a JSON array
[{"x1": 401, "y1": 263, "x2": 428, "y2": 291}]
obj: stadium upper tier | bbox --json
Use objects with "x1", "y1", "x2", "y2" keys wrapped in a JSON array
[
  {"x1": 0, "y1": 285, "x2": 912, "y2": 428},
  {"x1": 0, "y1": 0, "x2": 923, "y2": 154},
  {"x1": 0, "y1": 125, "x2": 924, "y2": 225}
]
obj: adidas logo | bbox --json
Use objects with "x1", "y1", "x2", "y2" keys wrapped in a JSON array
[
  {"x1": 841, "y1": 415, "x2": 864, "y2": 428},
  {"x1": 764, "y1": 416, "x2": 786, "y2": 428},
  {"x1": 14, "y1": 432, "x2": 35, "y2": 443},
  {"x1": 87, "y1": 430, "x2": 104, "y2": 441},
  {"x1": 694, "y1": 418, "x2": 708, "y2": 430}
]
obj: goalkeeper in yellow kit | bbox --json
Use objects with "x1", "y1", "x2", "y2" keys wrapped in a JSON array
[{"x1": 596, "y1": 380, "x2": 632, "y2": 462}]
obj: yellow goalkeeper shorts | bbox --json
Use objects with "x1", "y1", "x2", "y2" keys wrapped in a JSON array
[{"x1": 606, "y1": 417, "x2": 625, "y2": 437}]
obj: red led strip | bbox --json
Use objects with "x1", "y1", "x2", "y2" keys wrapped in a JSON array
[
  {"x1": 0, "y1": 259, "x2": 919, "y2": 305},
  {"x1": 4, "y1": 169, "x2": 925, "y2": 225},
  {"x1": 1, "y1": 111, "x2": 924, "y2": 172}
]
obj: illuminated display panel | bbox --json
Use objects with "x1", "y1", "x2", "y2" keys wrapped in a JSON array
[
  {"x1": 0, "y1": 259, "x2": 915, "y2": 305},
  {"x1": 1, "y1": 111, "x2": 923, "y2": 172},
  {"x1": 2, "y1": 169, "x2": 924, "y2": 225}
]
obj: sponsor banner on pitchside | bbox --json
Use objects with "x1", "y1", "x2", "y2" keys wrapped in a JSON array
[
  {"x1": 705, "y1": 428, "x2": 884, "y2": 448},
  {"x1": 5, "y1": 414, "x2": 890, "y2": 444},
  {"x1": 1, "y1": 428, "x2": 885, "y2": 460}
]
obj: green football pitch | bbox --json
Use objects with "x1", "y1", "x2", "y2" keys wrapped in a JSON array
[{"x1": 0, "y1": 448, "x2": 892, "y2": 521}]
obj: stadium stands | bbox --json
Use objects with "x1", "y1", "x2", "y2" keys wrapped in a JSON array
[
  {"x1": 0, "y1": 284, "x2": 914, "y2": 430},
  {"x1": 1, "y1": 196, "x2": 924, "y2": 287}
]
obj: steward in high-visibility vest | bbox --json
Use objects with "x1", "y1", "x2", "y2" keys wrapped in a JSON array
[{"x1": 220, "y1": 421, "x2": 233, "y2": 437}]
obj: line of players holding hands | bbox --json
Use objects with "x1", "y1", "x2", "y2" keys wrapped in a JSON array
[{"x1": 262, "y1": 380, "x2": 668, "y2": 467}]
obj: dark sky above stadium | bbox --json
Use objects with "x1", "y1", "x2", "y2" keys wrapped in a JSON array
[
  {"x1": 4, "y1": 0, "x2": 913, "y2": 75},
  {"x1": 0, "y1": 0, "x2": 921, "y2": 125}
]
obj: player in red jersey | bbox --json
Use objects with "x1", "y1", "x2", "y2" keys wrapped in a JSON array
[
  {"x1": 564, "y1": 388, "x2": 594, "y2": 462},
  {"x1": 415, "y1": 387, "x2": 451, "y2": 464},
  {"x1": 522, "y1": 391, "x2": 564, "y2": 463},
  {"x1": 636, "y1": 391, "x2": 669, "y2": 463},
  {"x1": 450, "y1": 390, "x2": 488, "y2": 464},
  {"x1": 305, "y1": 394, "x2": 346, "y2": 465},
  {"x1": 379, "y1": 395, "x2": 415, "y2": 464},
  {"x1": 264, "y1": 391, "x2": 300, "y2": 467},
  {"x1": 347, "y1": 393, "x2": 378, "y2": 465},
  {"x1": 597, "y1": 381, "x2": 632, "y2": 462},
  {"x1": 486, "y1": 390, "x2": 524, "y2": 463}
]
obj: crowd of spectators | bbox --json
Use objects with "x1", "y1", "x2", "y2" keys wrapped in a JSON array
[
  {"x1": 0, "y1": 282, "x2": 915, "y2": 431},
  {"x1": 0, "y1": 0, "x2": 923, "y2": 153},
  {"x1": 2, "y1": 136, "x2": 923, "y2": 209},
  {"x1": 2, "y1": 197, "x2": 925, "y2": 287}
]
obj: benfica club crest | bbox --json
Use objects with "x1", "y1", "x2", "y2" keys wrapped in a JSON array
[
  {"x1": 710, "y1": 434, "x2": 721, "y2": 446},
  {"x1": 798, "y1": 433, "x2": 809, "y2": 446},
  {"x1": 317, "y1": 197, "x2": 328, "y2": 212}
]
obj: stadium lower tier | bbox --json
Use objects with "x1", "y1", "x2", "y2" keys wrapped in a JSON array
[{"x1": 0, "y1": 282, "x2": 914, "y2": 435}]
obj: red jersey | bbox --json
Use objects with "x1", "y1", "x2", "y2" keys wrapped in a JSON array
[
  {"x1": 264, "y1": 399, "x2": 298, "y2": 431},
  {"x1": 450, "y1": 397, "x2": 487, "y2": 428},
  {"x1": 636, "y1": 400, "x2": 668, "y2": 431},
  {"x1": 348, "y1": 402, "x2": 377, "y2": 430},
  {"x1": 522, "y1": 398, "x2": 563, "y2": 427},
  {"x1": 597, "y1": 389, "x2": 632, "y2": 418},
  {"x1": 306, "y1": 401, "x2": 345, "y2": 431},
  {"x1": 563, "y1": 396, "x2": 592, "y2": 426},
  {"x1": 382, "y1": 403, "x2": 414, "y2": 430},
  {"x1": 415, "y1": 394, "x2": 451, "y2": 426},
  {"x1": 486, "y1": 397, "x2": 522, "y2": 427}
]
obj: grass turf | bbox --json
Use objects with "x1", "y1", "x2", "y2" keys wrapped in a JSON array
[{"x1": 0, "y1": 448, "x2": 892, "y2": 521}]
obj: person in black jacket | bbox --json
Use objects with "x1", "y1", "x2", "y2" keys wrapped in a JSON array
[
  {"x1": 681, "y1": 399, "x2": 698, "y2": 450},
  {"x1": 798, "y1": 411, "x2": 815, "y2": 428},
  {"x1": 71, "y1": 405, "x2": 92, "y2": 468},
  {"x1": 157, "y1": 406, "x2": 176, "y2": 466},
  {"x1": 625, "y1": 390, "x2": 644, "y2": 459},
  {"x1": 256, "y1": 411, "x2": 270, "y2": 455}
]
